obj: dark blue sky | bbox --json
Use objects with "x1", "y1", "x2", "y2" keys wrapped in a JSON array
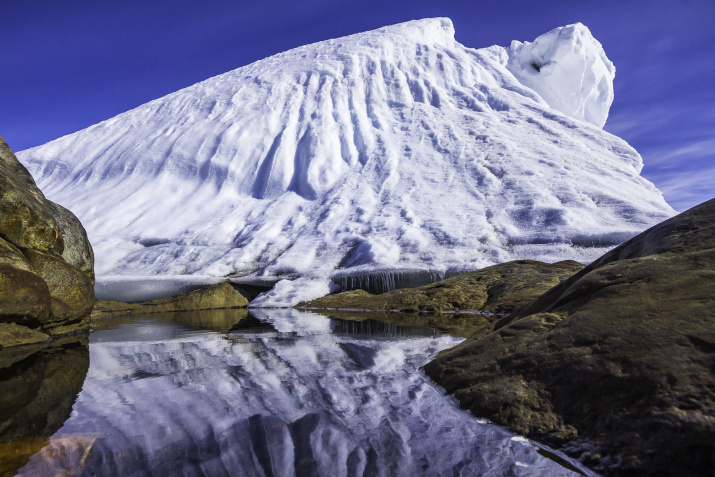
[{"x1": 1, "y1": 0, "x2": 712, "y2": 211}]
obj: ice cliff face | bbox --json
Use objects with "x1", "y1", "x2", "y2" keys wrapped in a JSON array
[{"x1": 18, "y1": 18, "x2": 675, "y2": 305}]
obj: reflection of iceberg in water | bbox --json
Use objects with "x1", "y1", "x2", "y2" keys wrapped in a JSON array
[{"x1": 19, "y1": 309, "x2": 589, "y2": 476}]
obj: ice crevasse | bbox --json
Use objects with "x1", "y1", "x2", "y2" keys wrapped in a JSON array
[{"x1": 18, "y1": 18, "x2": 675, "y2": 306}]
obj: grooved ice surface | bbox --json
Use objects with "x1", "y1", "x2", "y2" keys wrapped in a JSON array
[
  {"x1": 18, "y1": 310, "x2": 589, "y2": 476},
  {"x1": 18, "y1": 18, "x2": 674, "y2": 306}
]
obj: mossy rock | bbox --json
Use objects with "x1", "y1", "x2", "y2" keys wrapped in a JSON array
[
  {"x1": 0, "y1": 135, "x2": 95, "y2": 348},
  {"x1": 304, "y1": 260, "x2": 583, "y2": 314},
  {"x1": 0, "y1": 323, "x2": 49, "y2": 349},
  {"x1": 425, "y1": 199, "x2": 715, "y2": 476},
  {"x1": 91, "y1": 282, "x2": 249, "y2": 321}
]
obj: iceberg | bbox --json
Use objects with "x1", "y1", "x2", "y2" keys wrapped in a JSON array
[{"x1": 18, "y1": 18, "x2": 675, "y2": 305}]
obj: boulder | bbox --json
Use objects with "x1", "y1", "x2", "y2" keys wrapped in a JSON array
[
  {"x1": 0, "y1": 139, "x2": 61, "y2": 253},
  {"x1": 0, "y1": 135, "x2": 94, "y2": 347},
  {"x1": 0, "y1": 238, "x2": 51, "y2": 327},
  {"x1": 424, "y1": 199, "x2": 715, "y2": 476},
  {"x1": 24, "y1": 250, "x2": 94, "y2": 323},
  {"x1": 46, "y1": 202, "x2": 94, "y2": 280}
]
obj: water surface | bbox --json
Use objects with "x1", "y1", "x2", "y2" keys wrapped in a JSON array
[{"x1": 13, "y1": 309, "x2": 590, "y2": 476}]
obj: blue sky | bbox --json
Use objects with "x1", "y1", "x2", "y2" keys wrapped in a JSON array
[{"x1": 1, "y1": 0, "x2": 712, "y2": 211}]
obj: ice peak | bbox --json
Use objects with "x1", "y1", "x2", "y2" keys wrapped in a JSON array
[
  {"x1": 320, "y1": 17, "x2": 456, "y2": 51},
  {"x1": 374, "y1": 17, "x2": 455, "y2": 43},
  {"x1": 506, "y1": 23, "x2": 615, "y2": 128}
]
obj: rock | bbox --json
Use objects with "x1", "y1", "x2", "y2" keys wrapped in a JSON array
[
  {"x1": 304, "y1": 260, "x2": 583, "y2": 315},
  {"x1": 91, "y1": 282, "x2": 249, "y2": 320},
  {"x1": 0, "y1": 323, "x2": 49, "y2": 348},
  {"x1": 0, "y1": 135, "x2": 94, "y2": 347},
  {"x1": 0, "y1": 138, "x2": 61, "y2": 253},
  {"x1": 46, "y1": 202, "x2": 94, "y2": 280},
  {"x1": 424, "y1": 199, "x2": 715, "y2": 476},
  {"x1": 0, "y1": 240, "x2": 52, "y2": 327},
  {"x1": 23, "y1": 250, "x2": 94, "y2": 323}
]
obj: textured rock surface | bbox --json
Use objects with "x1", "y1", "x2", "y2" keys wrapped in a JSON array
[
  {"x1": 46, "y1": 202, "x2": 94, "y2": 278},
  {"x1": 0, "y1": 323, "x2": 49, "y2": 348},
  {"x1": 304, "y1": 260, "x2": 583, "y2": 315},
  {"x1": 0, "y1": 135, "x2": 94, "y2": 347},
  {"x1": 92, "y1": 282, "x2": 249, "y2": 321},
  {"x1": 425, "y1": 199, "x2": 715, "y2": 476}
]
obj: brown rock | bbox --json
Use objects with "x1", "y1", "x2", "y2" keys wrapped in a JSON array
[
  {"x1": 0, "y1": 323, "x2": 49, "y2": 348},
  {"x1": 24, "y1": 250, "x2": 94, "y2": 323},
  {"x1": 0, "y1": 266, "x2": 52, "y2": 328},
  {"x1": 47, "y1": 201, "x2": 94, "y2": 281},
  {"x1": 91, "y1": 282, "x2": 249, "y2": 321},
  {"x1": 425, "y1": 199, "x2": 715, "y2": 476},
  {"x1": 0, "y1": 136, "x2": 61, "y2": 253},
  {"x1": 304, "y1": 260, "x2": 583, "y2": 315},
  {"x1": 0, "y1": 135, "x2": 95, "y2": 347},
  {"x1": 0, "y1": 238, "x2": 52, "y2": 327}
]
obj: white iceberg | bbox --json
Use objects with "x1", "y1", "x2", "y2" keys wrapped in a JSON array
[{"x1": 18, "y1": 18, "x2": 675, "y2": 306}]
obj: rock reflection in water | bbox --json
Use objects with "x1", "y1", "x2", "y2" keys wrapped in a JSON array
[
  {"x1": 330, "y1": 318, "x2": 439, "y2": 339},
  {"x1": 16, "y1": 309, "x2": 587, "y2": 476},
  {"x1": 0, "y1": 336, "x2": 90, "y2": 476}
]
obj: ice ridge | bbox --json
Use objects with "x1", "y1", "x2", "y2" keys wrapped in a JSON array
[{"x1": 17, "y1": 18, "x2": 675, "y2": 306}]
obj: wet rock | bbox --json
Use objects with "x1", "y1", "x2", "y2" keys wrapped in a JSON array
[
  {"x1": 91, "y1": 282, "x2": 249, "y2": 320},
  {"x1": 304, "y1": 260, "x2": 583, "y2": 315},
  {"x1": 0, "y1": 135, "x2": 94, "y2": 347},
  {"x1": 425, "y1": 199, "x2": 715, "y2": 476}
]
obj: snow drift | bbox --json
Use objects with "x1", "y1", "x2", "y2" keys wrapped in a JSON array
[{"x1": 18, "y1": 18, "x2": 674, "y2": 305}]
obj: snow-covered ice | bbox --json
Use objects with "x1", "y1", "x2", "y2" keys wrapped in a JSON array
[
  {"x1": 18, "y1": 18, "x2": 675, "y2": 306},
  {"x1": 507, "y1": 23, "x2": 615, "y2": 128}
]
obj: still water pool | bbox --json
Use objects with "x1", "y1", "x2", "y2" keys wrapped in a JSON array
[{"x1": 5, "y1": 309, "x2": 592, "y2": 476}]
